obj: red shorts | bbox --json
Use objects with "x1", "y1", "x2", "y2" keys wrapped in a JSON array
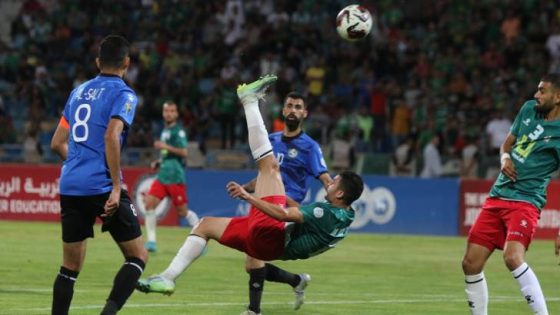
[
  {"x1": 468, "y1": 198, "x2": 540, "y2": 251},
  {"x1": 147, "y1": 179, "x2": 188, "y2": 207},
  {"x1": 219, "y1": 195, "x2": 286, "y2": 261}
]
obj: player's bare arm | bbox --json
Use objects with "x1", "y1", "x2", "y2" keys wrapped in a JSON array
[
  {"x1": 500, "y1": 132, "x2": 517, "y2": 182},
  {"x1": 319, "y1": 172, "x2": 334, "y2": 189},
  {"x1": 51, "y1": 117, "x2": 69, "y2": 160},
  {"x1": 241, "y1": 178, "x2": 257, "y2": 193},
  {"x1": 103, "y1": 118, "x2": 124, "y2": 216},
  {"x1": 226, "y1": 181, "x2": 304, "y2": 223},
  {"x1": 154, "y1": 140, "x2": 188, "y2": 158}
]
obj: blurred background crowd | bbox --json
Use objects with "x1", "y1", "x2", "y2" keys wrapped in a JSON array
[{"x1": 0, "y1": 0, "x2": 558, "y2": 178}]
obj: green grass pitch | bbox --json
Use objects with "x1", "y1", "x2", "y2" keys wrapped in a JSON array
[{"x1": 0, "y1": 220, "x2": 558, "y2": 315}]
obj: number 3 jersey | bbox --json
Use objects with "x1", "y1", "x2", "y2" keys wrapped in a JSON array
[
  {"x1": 59, "y1": 74, "x2": 138, "y2": 196},
  {"x1": 490, "y1": 100, "x2": 560, "y2": 209},
  {"x1": 280, "y1": 202, "x2": 355, "y2": 260}
]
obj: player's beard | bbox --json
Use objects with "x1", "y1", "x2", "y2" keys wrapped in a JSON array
[
  {"x1": 285, "y1": 116, "x2": 302, "y2": 132},
  {"x1": 535, "y1": 101, "x2": 553, "y2": 115}
]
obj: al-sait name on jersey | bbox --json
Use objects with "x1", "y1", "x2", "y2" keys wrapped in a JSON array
[
  {"x1": 281, "y1": 201, "x2": 355, "y2": 260},
  {"x1": 269, "y1": 131, "x2": 328, "y2": 203},
  {"x1": 60, "y1": 74, "x2": 138, "y2": 196},
  {"x1": 490, "y1": 100, "x2": 560, "y2": 209}
]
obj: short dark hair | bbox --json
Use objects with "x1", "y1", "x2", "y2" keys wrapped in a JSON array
[
  {"x1": 284, "y1": 91, "x2": 306, "y2": 108},
  {"x1": 338, "y1": 171, "x2": 364, "y2": 206},
  {"x1": 541, "y1": 73, "x2": 560, "y2": 89},
  {"x1": 98, "y1": 35, "x2": 130, "y2": 69}
]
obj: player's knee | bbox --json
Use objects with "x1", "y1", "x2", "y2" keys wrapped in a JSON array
[
  {"x1": 257, "y1": 155, "x2": 280, "y2": 173},
  {"x1": 462, "y1": 256, "x2": 483, "y2": 274},
  {"x1": 503, "y1": 252, "x2": 524, "y2": 270},
  {"x1": 191, "y1": 216, "x2": 208, "y2": 235},
  {"x1": 144, "y1": 196, "x2": 159, "y2": 210}
]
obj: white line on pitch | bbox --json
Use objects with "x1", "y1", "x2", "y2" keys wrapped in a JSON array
[{"x1": 13, "y1": 297, "x2": 560, "y2": 313}]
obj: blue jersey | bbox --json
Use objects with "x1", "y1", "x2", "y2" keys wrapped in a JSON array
[
  {"x1": 59, "y1": 74, "x2": 138, "y2": 196},
  {"x1": 269, "y1": 131, "x2": 328, "y2": 203}
]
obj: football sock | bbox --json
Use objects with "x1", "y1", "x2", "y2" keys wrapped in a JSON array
[
  {"x1": 106, "y1": 257, "x2": 145, "y2": 310},
  {"x1": 99, "y1": 300, "x2": 118, "y2": 315},
  {"x1": 464, "y1": 272, "x2": 488, "y2": 315},
  {"x1": 52, "y1": 266, "x2": 79, "y2": 315},
  {"x1": 248, "y1": 267, "x2": 266, "y2": 314},
  {"x1": 161, "y1": 234, "x2": 207, "y2": 280},
  {"x1": 144, "y1": 210, "x2": 157, "y2": 243},
  {"x1": 512, "y1": 263, "x2": 549, "y2": 315},
  {"x1": 241, "y1": 97, "x2": 272, "y2": 161},
  {"x1": 186, "y1": 210, "x2": 200, "y2": 227},
  {"x1": 265, "y1": 263, "x2": 300, "y2": 287}
]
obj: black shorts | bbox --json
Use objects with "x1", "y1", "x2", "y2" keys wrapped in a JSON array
[{"x1": 60, "y1": 190, "x2": 142, "y2": 243}]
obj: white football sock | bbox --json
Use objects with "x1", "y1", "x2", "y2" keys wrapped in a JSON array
[
  {"x1": 512, "y1": 263, "x2": 549, "y2": 315},
  {"x1": 241, "y1": 98, "x2": 272, "y2": 160},
  {"x1": 144, "y1": 210, "x2": 157, "y2": 243},
  {"x1": 186, "y1": 210, "x2": 200, "y2": 227},
  {"x1": 465, "y1": 272, "x2": 488, "y2": 315},
  {"x1": 161, "y1": 235, "x2": 207, "y2": 281}
]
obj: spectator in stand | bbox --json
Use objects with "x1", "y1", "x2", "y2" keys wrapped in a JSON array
[
  {"x1": 390, "y1": 135, "x2": 416, "y2": 177},
  {"x1": 460, "y1": 135, "x2": 480, "y2": 179},
  {"x1": 420, "y1": 133, "x2": 443, "y2": 178},
  {"x1": 485, "y1": 111, "x2": 512, "y2": 156}
]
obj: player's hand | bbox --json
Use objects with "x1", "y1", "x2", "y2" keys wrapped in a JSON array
[
  {"x1": 103, "y1": 188, "x2": 121, "y2": 217},
  {"x1": 150, "y1": 160, "x2": 160, "y2": 170},
  {"x1": 500, "y1": 158, "x2": 517, "y2": 182},
  {"x1": 226, "y1": 181, "x2": 250, "y2": 200},
  {"x1": 154, "y1": 141, "x2": 167, "y2": 150}
]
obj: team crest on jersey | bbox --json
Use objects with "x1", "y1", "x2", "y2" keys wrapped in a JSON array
[
  {"x1": 313, "y1": 207, "x2": 324, "y2": 218},
  {"x1": 520, "y1": 219, "x2": 527, "y2": 228},
  {"x1": 288, "y1": 148, "x2": 298, "y2": 158}
]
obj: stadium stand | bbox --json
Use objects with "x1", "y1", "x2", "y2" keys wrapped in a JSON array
[{"x1": 0, "y1": 0, "x2": 557, "y2": 177}]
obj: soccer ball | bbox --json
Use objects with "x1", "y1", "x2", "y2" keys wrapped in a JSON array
[{"x1": 336, "y1": 4, "x2": 373, "y2": 41}]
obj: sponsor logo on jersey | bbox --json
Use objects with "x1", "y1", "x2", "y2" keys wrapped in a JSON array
[{"x1": 523, "y1": 118, "x2": 531, "y2": 126}]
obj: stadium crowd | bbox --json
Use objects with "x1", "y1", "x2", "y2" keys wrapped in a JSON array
[{"x1": 0, "y1": 0, "x2": 558, "y2": 177}]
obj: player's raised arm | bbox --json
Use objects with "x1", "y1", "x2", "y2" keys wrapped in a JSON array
[
  {"x1": 51, "y1": 116, "x2": 70, "y2": 160},
  {"x1": 226, "y1": 181, "x2": 304, "y2": 223}
]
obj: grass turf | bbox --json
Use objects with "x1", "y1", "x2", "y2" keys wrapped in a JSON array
[{"x1": 0, "y1": 220, "x2": 558, "y2": 315}]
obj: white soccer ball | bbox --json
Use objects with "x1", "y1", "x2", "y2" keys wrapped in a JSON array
[{"x1": 336, "y1": 4, "x2": 373, "y2": 41}]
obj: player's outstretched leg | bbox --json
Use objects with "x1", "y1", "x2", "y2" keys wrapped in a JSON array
[
  {"x1": 136, "y1": 274, "x2": 176, "y2": 295},
  {"x1": 236, "y1": 74, "x2": 277, "y2": 162},
  {"x1": 237, "y1": 74, "x2": 285, "y2": 199}
]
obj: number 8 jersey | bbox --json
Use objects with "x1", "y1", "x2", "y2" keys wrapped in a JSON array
[{"x1": 59, "y1": 74, "x2": 138, "y2": 196}]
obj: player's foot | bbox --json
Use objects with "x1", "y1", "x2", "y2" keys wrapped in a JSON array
[
  {"x1": 136, "y1": 275, "x2": 175, "y2": 295},
  {"x1": 240, "y1": 310, "x2": 261, "y2": 315},
  {"x1": 236, "y1": 74, "x2": 277, "y2": 104},
  {"x1": 293, "y1": 273, "x2": 311, "y2": 310},
  {"x1": 145, "y1": 241, "x2": 157, "y2": 253}
]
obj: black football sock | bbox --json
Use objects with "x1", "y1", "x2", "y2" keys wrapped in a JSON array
[
  {"x1": 265, "y1": 263, "x2": 300, "y2": 287},
  {"x1": 52, "y1": 266, "x2": 79, "y2": 315},
  {"x1": 105, "y1": 257, "x2": 145, "y2": 310},
  {"x1": 248, "y1": 267, "x2": 266, "y2": 313}
]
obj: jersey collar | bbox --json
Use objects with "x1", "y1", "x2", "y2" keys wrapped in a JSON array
[{"x1": 281, "y1": 131, "x2": 303, "y2": 142}]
